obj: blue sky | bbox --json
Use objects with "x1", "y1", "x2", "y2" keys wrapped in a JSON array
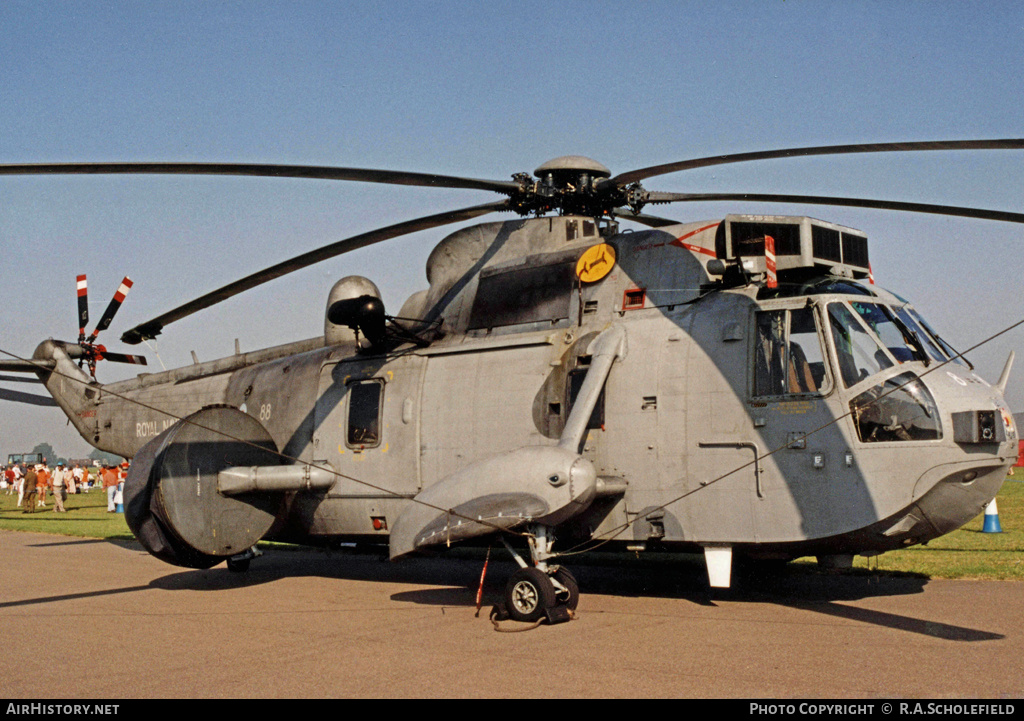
[{"x1": 1, "y1": 0, "x2": 1022, "y2": 457}]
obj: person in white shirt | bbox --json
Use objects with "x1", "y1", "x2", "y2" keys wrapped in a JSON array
[
  {"x1": 72, "y1": 463, "x2": 86, "y2": 493},
  {"x1": 52, "y1": 464, "x2": 67, "y2": 512},
  {"x1": 14, "y1": 464, "x2": 24, "y2": 506}
]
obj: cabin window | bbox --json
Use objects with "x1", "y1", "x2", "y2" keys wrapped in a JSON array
[
  {"x1": 469, "y1": 261, "x2": 574, "y2": 330},
  {"x1": 753, "y1": 307, "x2": 830, "y2": 397},
  {"x1": 347, "y1": 379, "x2": 384, "y2": 448}
]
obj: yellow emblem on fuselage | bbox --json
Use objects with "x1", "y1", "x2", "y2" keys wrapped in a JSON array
[{"x1": 576, "y1": 243, "x2": 616, "y2": 283}]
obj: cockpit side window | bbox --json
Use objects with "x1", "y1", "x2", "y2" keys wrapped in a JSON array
[
  {"x1": 850, "y1": 372, "x2": 942, "y2": 442},
  {"x1": 754, "y1": 306, "x2": 830, "y2": 397},
  {"x1": 827, "y1": 302, "x2": 894, "y2": 387}
]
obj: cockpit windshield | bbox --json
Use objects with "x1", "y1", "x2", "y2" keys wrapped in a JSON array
[
  {"x1": 904, "y1": 307, "x2": 970, "y2": 367},
  {"x1": 850, "y1": 302, "x2": 930, "y2": 365},
  {"x1": 829, "y1": 298, "x2": 968, "y2": 386},
  {"x1": 754, "y1": 296, "x2": 947, "y2": 443},
  {"x1": 890, "y1": 306, "x2": 948, "y2": 364},
  {"x1": 826, "y1": 301, "x2": 944, "y2": 442},
  {"x1": 827, "y1": 302, "x2": 894, "y2": 387}
]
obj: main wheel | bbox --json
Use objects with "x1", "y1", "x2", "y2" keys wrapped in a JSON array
[
  {"x1": 504, "y1": 567, "x2": 557, "y2": 623},
  {"x1": 552, "y1": 567, "x2": 579, "y2": 610}
]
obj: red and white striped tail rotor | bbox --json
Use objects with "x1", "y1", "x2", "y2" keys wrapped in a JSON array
[
  {"x1": 73, "y1": 274, "x2": 146, "y2": 376},
  {"x1": 76, "y1": 274, "x2": 89, "y2": 342},
  {"x1": 87, "y1": 276, "x2": 134, "y2": 344}
]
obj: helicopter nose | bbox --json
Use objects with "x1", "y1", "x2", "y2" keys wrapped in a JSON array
[{"x1": 912, "y1": 462, "x2": 1008, "y2": 538}]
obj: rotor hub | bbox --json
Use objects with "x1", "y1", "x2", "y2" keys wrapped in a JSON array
[
  {"x1": 533, "y1": 155, "x2": 611, "y2": 182},
  {"x1": 507, "y1": 156, "x2": 629, "y2": 218}
]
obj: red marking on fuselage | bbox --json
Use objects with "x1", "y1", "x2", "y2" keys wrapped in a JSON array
[{"x1": 669, "y1": 222, "x2": 720, "y2": 257}]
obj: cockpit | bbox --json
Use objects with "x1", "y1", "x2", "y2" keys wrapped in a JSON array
[{"x1": 752, "y1": 278, "x2": 974, "y2": 445}]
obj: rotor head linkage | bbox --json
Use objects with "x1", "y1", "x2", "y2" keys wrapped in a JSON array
[{"x1": 507, "y1": 156, "x2": 632, "y2": 217}]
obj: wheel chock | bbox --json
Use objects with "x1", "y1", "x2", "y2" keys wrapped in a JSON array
[
  {"x1": 544, "y1": 604, "x2": 573, "y2": 625},
  {"x1": 490, "y1": 603, "x2": 510, "y2": 622}
]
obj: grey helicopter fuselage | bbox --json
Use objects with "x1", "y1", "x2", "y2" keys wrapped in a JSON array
[{"x1": 34, "y1": 213, "x2": 1017, "y2": 581}]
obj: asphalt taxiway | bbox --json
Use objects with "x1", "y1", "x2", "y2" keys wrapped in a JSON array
[{"x1": 2, "y1": 530, "x2": 1022, "y2": 698}]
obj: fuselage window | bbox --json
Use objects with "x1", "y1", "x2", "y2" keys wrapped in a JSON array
[
  {"x1": 347, "y1": 379, "x2": 384, "y2": 448},
  {"x1": 754, "y1": 306, "x2": 830, "y2": 397},
  {"x1": 469, "y1": 261, "x2": 574, "y2": 330}
]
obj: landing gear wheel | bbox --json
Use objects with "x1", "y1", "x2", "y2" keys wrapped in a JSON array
[
  {"x1": 552, "y1": 567, "x2": 579, "y2": 611},
  {"x1": 504, "y1": 567, "x2": 557, "y2": 623}
]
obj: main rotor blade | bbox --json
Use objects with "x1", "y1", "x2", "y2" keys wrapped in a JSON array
[
  {"x1": 612, "y1": 208, "x2": 684, "y2": 228},
  {"x1": 0, "y1": 359, "x2": 56, "y2": 373},
  {"x1": 644, "y1": 192, "x2": 1024, "y2": 225},
  {"x1": 0, "y1": 162, "x2": 519, "y2": 195},
  {"x1": 611, "y1": 139, "x2": 1024, "y2": 186},
  {"x1": 120, "y1": 201, "x2": 510, "y2": 344},
  {"x1": 0, "y1": 388, "x2": 58, "y2": 407},
  {"x1": 0, "y1": 374, "x2": 45, "y2": 384}
]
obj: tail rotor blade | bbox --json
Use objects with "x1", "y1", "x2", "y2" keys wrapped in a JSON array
[
  {"x1": 87, "y1": 276, "x2": 133, "y2": 343},
  {"x1": 98, "y1": 351, "x2": 148, "y2": 366},
  {"x1": 76, "y1": 274, "x2": 89, "y2": 343}
]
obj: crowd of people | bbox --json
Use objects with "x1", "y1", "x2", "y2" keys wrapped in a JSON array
[{"x1": 2, "y1": 460, "x2": 129, "y2": 513}]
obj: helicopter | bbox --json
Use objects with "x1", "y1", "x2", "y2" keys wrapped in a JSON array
[{"x1": 0, "y1": 139, "x2": 1021, "y2": 623}]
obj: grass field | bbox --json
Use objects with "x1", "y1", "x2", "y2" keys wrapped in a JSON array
[
  {"x1": 846, "y1": 472, "x2": 1024, "y2": 580},
  {"x1": 0, "y1": 484, "x2": 133, "y2": 540},
  {"x1": 2, "y1": 472, "x2": 1022, "y2": 581}
]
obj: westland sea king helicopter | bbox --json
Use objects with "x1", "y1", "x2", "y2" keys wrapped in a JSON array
[{"x1": 1, "y1": 140, "x2": 1022, "y2": 622}]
